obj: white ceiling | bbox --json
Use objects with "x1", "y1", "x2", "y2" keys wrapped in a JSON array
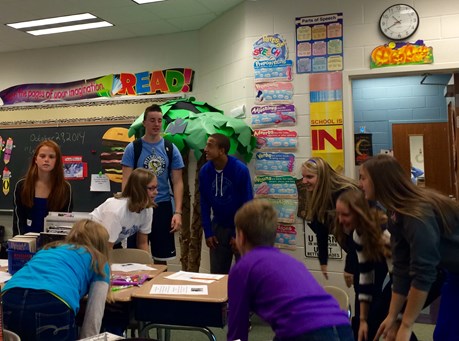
[{"x1": 0, "y1": 0, "x2": 246, "y2": 53}]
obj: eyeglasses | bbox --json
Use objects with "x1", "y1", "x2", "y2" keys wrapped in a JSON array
[{"x1": 146, "y1": 186, "x2": 157, "y2": 191}]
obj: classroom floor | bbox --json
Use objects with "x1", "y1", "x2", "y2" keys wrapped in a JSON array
[{"x1": 137, "y1": 315, "x2": 436, "y2": 341}]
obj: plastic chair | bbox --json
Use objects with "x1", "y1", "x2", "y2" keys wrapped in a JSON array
[
  {"x1": 323, "y1": 285, "x2": 351, "y2": 320},
  {"x1": 109, "y1": 248, "x2": 152, "y2": 264},
  {"x1": 109, "y1": 248, "x2": 153, "y2": 338}
]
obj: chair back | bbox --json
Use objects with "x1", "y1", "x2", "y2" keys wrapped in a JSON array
[
  {"x1": 110, "y1": 248, "x2": 152, "y2": 264},
  {"x1": 323, "y1": 285, "x2": 351, "y2": 319}
]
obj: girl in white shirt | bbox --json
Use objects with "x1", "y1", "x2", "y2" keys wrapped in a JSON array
[{"x1": 91, "y1": 168, "x2": 157, "y2": 251}]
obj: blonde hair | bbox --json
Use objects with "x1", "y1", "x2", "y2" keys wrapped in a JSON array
[
  {"x1": 115, "y1": 168, "x2": 156, "y2": 212},
  {"x1": 43, "y1": 219, "x2": 110, "y2": 277},
  {"x1": 302, "y1": 157, "x2": 358, "y2": 223},
  {"x1": 334, "y1": 190, "x2": 389, "y2": 262},
  {"x1": 234, "y1": 199, "x2": 278, "y2": 247},
  {"x1": 361, "y1": 155, "x2": 459, "y2": 234}
]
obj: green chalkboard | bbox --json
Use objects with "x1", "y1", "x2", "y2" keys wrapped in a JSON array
[{"x1": 0, "y1": 123, "x2": 132, "y2": 212}]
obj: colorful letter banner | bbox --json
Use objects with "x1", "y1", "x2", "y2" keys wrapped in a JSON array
[
  {"x1": 253, "y1": 34, "x2": 288, "y2": 62},
  {"x1": 275, "y1": 224, "x2": 297, "y2": 250},
  {"x1": 255, "y1": 82, "x2": 293, "y2": 104},
  {"x1": 254, "y1": 175, "x2": 298, "y2": 198},
  {"x1": 309, "y1": 72, "x2": 344, "y2": 172},
  {"x1": 0, "y1": 68, "x2": 194, "y2": 105},
  {"x1": 264, "y1": 198, "x2": 298, "y2": 224},
  {"x1": 254, "y1": 129, "x2": 298, "y2": 150},
  {"x1": 295, "y1": 13, "x2": 343, "y2": 73},
  {"x1": 255, "y1": 152, "x2": 295, "y2": 175},
  {"x1": 251, "y1": 104, "x2": 296, "y2": 128},
  {"x1": 254, "y1": 60, "x2": 293, "y2": 83}
]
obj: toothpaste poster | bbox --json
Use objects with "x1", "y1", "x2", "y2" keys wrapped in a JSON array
[
  {"x1": 254, "y1": 129, "x2": 298, "y2": 150},
  {"x1": 255, "y1": 82, "x2": 293, "y2": 104},
  {"x1": 251, "y1": 104, "x2": 296, "y2": 127},
  {"x1": 264, "y1": 198, "x2": 298, "y2": 224},
  {"x1": 254, "y1": 175, "x2": 298, "y2": 198},
  {"x1": 255, "y1": 152, "x2": 295, "y2": 175},
  {"x1": 275, "y1": 224, "x2": 297, "y2": 250},
  {"x1": 254, "y1": 60, "x2": 293, "y2": 83}
]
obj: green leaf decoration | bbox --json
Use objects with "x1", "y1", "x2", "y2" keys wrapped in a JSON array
[{"x1": 128, "y1": 98, "x2": 255, "y2": 162}]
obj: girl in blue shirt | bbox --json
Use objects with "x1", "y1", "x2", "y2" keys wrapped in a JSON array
[{"x1": 2, "y1": 219, "x2": 111, "y2": 340}]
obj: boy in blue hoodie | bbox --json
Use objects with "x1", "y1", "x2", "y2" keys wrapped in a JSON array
[{"x1": 199, "y1": 133, "x2": 253, "y2": 274}]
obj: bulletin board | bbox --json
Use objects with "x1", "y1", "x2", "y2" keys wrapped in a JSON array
[
  {"x1": 0, "y1": 122, "x2": 132, "y2": 212},
  {"x1": 0, "y1": 96, "x2": 182, "y2": 213}
]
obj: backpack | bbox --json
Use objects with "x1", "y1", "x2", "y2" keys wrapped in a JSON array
[{"x1": 133, "y1": 138, "x2": 174, "y2": 192}]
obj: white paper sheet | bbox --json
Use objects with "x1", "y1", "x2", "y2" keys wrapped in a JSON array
[
  {"x1": 111, "y1": 263, "x2": 156, "y2": 272},
  {"x1": 90, "y1": 174, "x2": 111, "y2": 192},
  {"x1": 165, "y1": 271, "x2": 224, "y2": 284},
  {"x1": 150, "y1": 284, "x2": 208, "y2": 295},
  {"x1": 0, "y1": 271, "x2": 12, "y2": 283}
]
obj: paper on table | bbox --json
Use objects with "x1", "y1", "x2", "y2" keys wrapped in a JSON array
[
  {"x1": 165, "y1": 271, "x2": 224, "y2": 284},
  {"x1": 0, "y1": 271, "x2": 12, "y2": 283},
  {"x1": 150, "y1": 284, "x2": 208, "y2": 295},
  {"x1": 0, "y1": 259, "x2": 8, "y2": 267},
  {"x1": 111, "y1": 263, "x2": 156, "y2": 272}
]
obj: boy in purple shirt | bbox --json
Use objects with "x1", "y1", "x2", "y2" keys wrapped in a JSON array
[{"x1": 228, "y1": 199, "x2": 353, "y2": 341}]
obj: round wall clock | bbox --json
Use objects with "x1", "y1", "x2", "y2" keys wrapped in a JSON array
[{"x1": 379, "y1": 4, "x2": 419, "y2": 41}]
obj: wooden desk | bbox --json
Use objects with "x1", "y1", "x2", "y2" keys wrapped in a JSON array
[
  {"x1": 77, "y1": 264, "x2": 167, "y2": 333},
  {"x1": 110, "y1": 264, "x2": 167, "y2": 302},
  {"x1": 131, "y1": 272, "x2": 228, "y2": 341}
]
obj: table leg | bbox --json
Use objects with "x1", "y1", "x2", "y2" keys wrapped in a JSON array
[{"x1": 139, "y1": 323, "x2": 217, "y2": 341}]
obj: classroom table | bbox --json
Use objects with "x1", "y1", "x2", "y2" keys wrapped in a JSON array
[
  {"x1": 110, "y1": 264, "x2": 167, "y2": 302},
  {"x1": 131, "y1": 272, "x2": 228, "y2": 341},
  {"x1": 77, "y1": 264, "x2": 167, "y2": 334}
]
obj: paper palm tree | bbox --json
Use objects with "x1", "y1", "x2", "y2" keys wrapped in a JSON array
[{"x1": 128, "y1": 97, "x2": 256, "y2": 271}]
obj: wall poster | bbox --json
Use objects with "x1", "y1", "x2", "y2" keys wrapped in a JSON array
[{"x1": 295, "y1": 13, "x2": 343, "y2": 74}]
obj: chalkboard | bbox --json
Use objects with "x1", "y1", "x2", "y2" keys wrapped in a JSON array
[{"x1": 0, "y1": 123, "x2": 132, "y2": 212}]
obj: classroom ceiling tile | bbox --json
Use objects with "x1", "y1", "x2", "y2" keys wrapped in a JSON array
[{"x1": 0, "y1": 0, "x2": 245, "y2": 53}]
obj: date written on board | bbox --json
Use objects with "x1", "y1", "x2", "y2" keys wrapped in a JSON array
[{"x1": 29, "y1": 131, "x2": 86, "y2": 145}]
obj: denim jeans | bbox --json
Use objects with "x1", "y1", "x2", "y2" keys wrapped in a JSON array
[
  {"x1": 274, "y1": 325, "x2": 354, "y2": 341},
  {"x1": 210, "y1": 223, "x2": 239, "y2": 274},
  {"x1": 2, "y1": 288, "x2": 76, "y2": 341}
]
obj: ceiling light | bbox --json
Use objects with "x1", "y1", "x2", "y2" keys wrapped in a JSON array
[
  {"x1": 7, "y1": 13, "x2": 97, "y2": 29},
  {"x1": 27, "y1": 22, "x2": 113, "y2": 36},
  {"x1": 131, "y1": 0, "x2": 167, "y2": 4},
  {"x1": 6, "y1": 13, "x2": 113, "y2": 36}
]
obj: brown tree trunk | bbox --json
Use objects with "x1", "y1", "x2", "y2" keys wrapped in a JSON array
[
  {"x1": 186, "y1": 153, "x2": 207, "y2": 272},
  {"x1": 179, "y1": 152, "x2": 191, "y2": 270}
]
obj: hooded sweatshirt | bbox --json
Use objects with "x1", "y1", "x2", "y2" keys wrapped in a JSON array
[{"x1": 199, "y1": 155, "x2": 253, "y2": 238}]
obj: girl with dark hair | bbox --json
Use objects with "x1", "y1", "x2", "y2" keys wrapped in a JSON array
[{"x1": 360, "y1": 154, "x2": 459, "y2": 341}]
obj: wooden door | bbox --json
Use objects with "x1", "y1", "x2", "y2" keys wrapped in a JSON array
[{"x1": 392, "y1": 122, "x2": 455, "y2": 196}]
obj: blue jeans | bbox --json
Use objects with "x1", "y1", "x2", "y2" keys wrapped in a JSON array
[
  {"x1": 210, "y1": 223, "x2": 239, "y2": 274},
  {"x1": 2, "y1": 288, "x2": 77, "y2": 341},
  {"x1": 274, "y1": 325, "x2": 354, "y2": 341},
  {"x1": 434, "y1": 272, "x2": 459, "y2": 341}
]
